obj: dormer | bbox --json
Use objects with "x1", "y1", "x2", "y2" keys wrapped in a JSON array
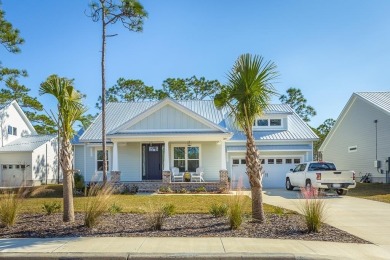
[{"x1": 253, "y1": 111, "x2": 292, "y2": 131}]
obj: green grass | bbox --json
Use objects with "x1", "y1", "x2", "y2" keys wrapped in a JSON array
[
  {"x1": 1, "y1": 185, "x2": 290, "y2": 214},
  {"x1": 348, "y1": 183, "x2": 390, "y2": 203}
]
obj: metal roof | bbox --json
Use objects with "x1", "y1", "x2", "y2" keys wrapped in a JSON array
[
  {"x1": 227, "y1": 144, "x2": 312, "y2": 152},
  {"x1": 227, "y1": 104, "x2": 318, "y2": 141},
  {"x1": 0, "y1": 135, "x2": 56, "y2": 152},
  {"x1": 81, "y1": 99, "x2": 318, "y2": 141},
  {"x1": 355, "y1": 92, "x2": 390, "y2": 114}
]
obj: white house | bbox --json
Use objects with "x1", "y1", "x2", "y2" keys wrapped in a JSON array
[
  {"x1": 0, "y1": 101, "x2": 59, "y2": 187},
  {"x1": 319, "y1": 92, "x2": 390, "y2": 183},
  {"x1": 75, "y1": 98, "x2": 318, "y2": 189}
]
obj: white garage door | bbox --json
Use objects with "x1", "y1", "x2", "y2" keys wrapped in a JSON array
[
  {"x1": 1, "y1": 164, "x2": 25, "y2": 187},
  {"x1": 231, "y1": 157, "x2": 302, "y2": 189}
]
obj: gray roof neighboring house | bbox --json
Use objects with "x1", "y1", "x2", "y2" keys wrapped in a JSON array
[
  {"x1": 355, "y1": 92, "x2": 390, "y2": 115},
  {"x1": 0, "y1": 135, "x2": 56, "y2": 152},
  {"x1": 80, "y1": 99, "x2": 318, "y2": 142}
]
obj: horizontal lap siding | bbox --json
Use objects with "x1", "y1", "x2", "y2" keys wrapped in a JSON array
[
  {"x1": 74, "y1": 145, "x2": 84, "y2": 179},
  {"x1": 200, "y1": 142, "x2": 222, "y2": 181},
  {"x1": 322, "y1": 97, "x2": 390, "y2": 179},
  {"x1": 119, "y1": 143, "x2": 141, "y2": 181}
]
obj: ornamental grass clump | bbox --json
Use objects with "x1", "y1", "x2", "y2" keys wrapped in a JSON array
[
  {"x1": 0, "y1": 188, "x2": 28, "y2": 227},
  {"x1": 228, "y1": 192, "x2": 245, "y2": 230},
  {"x1": 146, "y1": 203, "x2": 176, "y2": 231},
  {"x1": 84, "y1": 183, "x2": 114, "y2": 228},
  {"x1": 209, "y1": 203, "x2": 228, "y2": 217},
  {"x1": 298, "y1": 187, "x2": 326, "y2": 233}
]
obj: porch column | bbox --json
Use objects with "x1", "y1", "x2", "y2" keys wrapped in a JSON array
[
  {"x1": 113, "y1": 141, "x2": 119, "y2": 171},
  {"x1": 163, "y1": 141, "x2": 170, "y2": 171},
  {"x1": 220, "y1": 140, "x2": 227, "y2": 170}
]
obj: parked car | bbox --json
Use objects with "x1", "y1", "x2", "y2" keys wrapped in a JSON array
[{"x1": 285, "y1": 161, "x2": 356, "y2": 195}]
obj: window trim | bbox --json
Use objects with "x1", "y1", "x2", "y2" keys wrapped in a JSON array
[
  {"x1": 95, "y1": 148, "x2": 111, "y2": 173},
  {"x1": 172, "y1": 144, "x2": 201, "y2": 172},
  {"x1": 253, "y1": 117, "x2": 285, "y2": 129}
]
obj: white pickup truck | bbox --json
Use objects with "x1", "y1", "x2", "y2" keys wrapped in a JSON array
[{"x1": 285, "y1": 161, "x2": 356, "y2": 195}]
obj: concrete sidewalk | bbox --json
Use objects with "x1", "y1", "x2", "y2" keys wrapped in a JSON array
[{"x1": 0, "y1": 236, "x2": 389, "y2": 259}]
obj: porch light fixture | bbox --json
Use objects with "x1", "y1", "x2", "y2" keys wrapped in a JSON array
[{"x1": 187, "y1": 141, "x2": 192, "y2": 147}]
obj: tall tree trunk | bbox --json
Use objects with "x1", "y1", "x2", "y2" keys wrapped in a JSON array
[
  {"x1": 61, "y1": 139, "x2": 75, "y2": 222},
  {"x1": 101, "y1": 1, "x2": 107, "y2": 184},
  {"x1": 245, "y1": 129, "x2": 265, "y2": 223}
]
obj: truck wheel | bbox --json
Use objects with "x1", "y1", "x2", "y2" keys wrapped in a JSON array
[
  {"x1": 286, "y1": 178, "x2": 294, "y2": 191},
  {"x1": 336, "y1": 189, "x2": 348, "y2": 196}
]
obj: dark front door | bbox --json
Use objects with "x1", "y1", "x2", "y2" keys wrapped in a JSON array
[{"x1": 143, "y1": 144, "x2": 163, "y2": 180}]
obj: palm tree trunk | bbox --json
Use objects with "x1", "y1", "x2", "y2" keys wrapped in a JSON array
[
  {"x1": 61, "y1": 139, "x2": 75, "y2": 222},
  {"x1": 245, "y1": 129, "x2": 265, "y2": 223}
]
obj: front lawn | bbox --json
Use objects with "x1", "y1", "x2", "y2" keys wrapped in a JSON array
[
  {"x1": 0, "y1": 184, "x2": 282, "y2": 214},
  {"x1": 348, "y1": 183, "x2": 390, "y2": 203}
]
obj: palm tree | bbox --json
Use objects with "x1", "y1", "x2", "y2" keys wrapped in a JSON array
[
  {"x1": 214, "y1": 54, "x2": 278, "y2": 222},
  {"x1": 40, "y1": 75, "x2": 86, "y2": 222}
]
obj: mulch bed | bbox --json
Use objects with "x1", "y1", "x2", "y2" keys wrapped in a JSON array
[{"x1": 0, "y1": 213, "x2": 369, "y2": 244}]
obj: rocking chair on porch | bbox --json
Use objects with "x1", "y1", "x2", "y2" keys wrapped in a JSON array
[
  {"x1": 191, "y1": 167, "x2": 205, "y2": 182},
  {"x1": 171, "y1": 167, "x2": 184, "y2": 182}
]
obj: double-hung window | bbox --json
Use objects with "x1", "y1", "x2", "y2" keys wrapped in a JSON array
[
  {"x1": 96, "y1": 150, "x2": 109, "y2": 171},
  {"x1": 173, "y1": 146, "x2": 200, "y2": 172}
]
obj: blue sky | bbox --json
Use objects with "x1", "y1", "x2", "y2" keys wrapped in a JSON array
[{"x1": 1, "y1": 0, "x2": 390, "y2": 127}]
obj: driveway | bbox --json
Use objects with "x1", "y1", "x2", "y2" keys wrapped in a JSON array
[{"x1": 261, "y1": 188, "x2": 390, "y2": 249}]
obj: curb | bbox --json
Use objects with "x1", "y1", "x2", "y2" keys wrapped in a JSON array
[{"x1": 0, "y1": 252, "x2": 337, "y2": 260}]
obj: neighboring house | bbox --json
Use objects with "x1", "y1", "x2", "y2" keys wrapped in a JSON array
[
  {"x1": 0, "y1": 101, "x2": 59, "y2": 187},
  {"x1": 319, "y1": 92, "x2": 390, "y2": 183},
  {"x1": 75, "y1": 98, "x2": 317, "y2": 189}
]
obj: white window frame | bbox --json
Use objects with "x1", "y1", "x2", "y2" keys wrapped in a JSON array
[
  {"x1": 253, "y1": 116, "x2": 285, "y2": 130},
  {"x1": 95, "y1": 148, "x2": 111, "y2": 172},
  {"x1": 171, "y1": 144, "x2": 201, "y2": 172}
]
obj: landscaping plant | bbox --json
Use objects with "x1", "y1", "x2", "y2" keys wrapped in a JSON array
[
  {"x1": 146, "y1": 203, "x2": 176, "y2": 230},
  {"x1": 209, "y1": 203, "x2": 228, "y2": 217},
  {"x1": 298, "y1": 187, "x2": 326, "y2": 233},
  {"x1": 42, "y1": 201, "x2": 61, "y2": 215},
  {"x1": 108, "y1": 203, "x2": 123, "y2": 214},
  {"x1": 0, "y1": 188, "x2": 28, "y2": 227},
  {"x1": 228, "y1": 192, "x2": 245, "y2": 230},
  {"x1": 84, "y1": 183, "x2": 114, "y2": 228}
]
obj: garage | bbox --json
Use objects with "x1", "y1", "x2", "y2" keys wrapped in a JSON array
[
  {"x1": 1, "y1": 164, "x2": 25, "y2": 187},
  {"x1": 231, "y1": 157, "x2": 302, "y2": 189}
]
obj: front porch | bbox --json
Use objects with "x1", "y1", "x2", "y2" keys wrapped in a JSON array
[{"x1": 111, "y1": 170, "x2": 229, "y2": 193}]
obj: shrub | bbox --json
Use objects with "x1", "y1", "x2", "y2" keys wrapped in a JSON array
[
  {"x1": 228, "y1": 193, "x2": 245, "y2": 230},
  {"x1": 298, "y1": 187, "x2": 326, "y2": 233},
  {"x1": 195, "y1": 186, "x2": 207, "y2": 193},
  {"x1": 42, "y1": 201, "x2": 61, "y2": 215},
  {"x1": 179, "y1": 188, "x2": 187, "y2": 194},
  {"x1": 146, "y1": 203, "x2": 176, "y2": 230},
  {"x1": 209, "y1": 203, "x2": 228, "y2": 217},
  {"x1": 108, "y1": 203, "x2": 122, "y2": 214},
  {"x1": 0, "y1": 189, "x2": 27, "y2": 227},
  {"x1": 159, "y1": 186, "x2": 173, "y2": 193},
  {"x1": 74, "y1": 172, "x2": 84, "y2": 191},
  {"x1": 84, "y1": 183, "x2": 114, "y2": 228}
]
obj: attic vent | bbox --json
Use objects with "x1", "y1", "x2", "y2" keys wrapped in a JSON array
[{"x1": 348, "y1": 146, "x2": 357, "y2": 153}]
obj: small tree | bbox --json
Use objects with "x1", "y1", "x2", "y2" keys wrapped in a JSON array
[
  {"x1": 88, "y1": 0, "x2": 147, "y2": 183},
  {"x1": 40, "y1": 75, "x2": 86, "y2": 222},
  {"x1": 214, "y1": 54, "x2": 278, "y2": 222}
]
